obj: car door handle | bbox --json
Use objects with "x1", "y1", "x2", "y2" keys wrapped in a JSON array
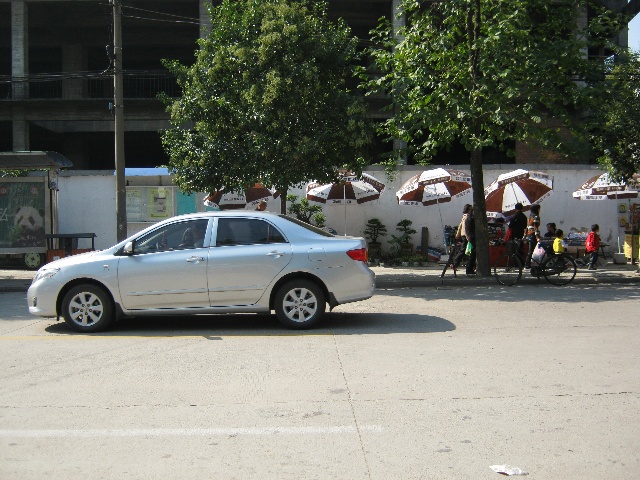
[
  {"x1": 186, "y1": 256, "x2": 205, "y2": 263},
  {"x1": 266, "y1": 251, "x2": 285, "y2": 258}
]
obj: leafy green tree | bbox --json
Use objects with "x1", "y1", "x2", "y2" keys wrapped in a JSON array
[
  {"x1": 286, "y1": 193, "x2": 326, "y2": 226},
  {"x1": 363, "y1": 0, "x2": 595, "y2": 276},
  {"x1": 586, "y1": 51, "x2": 640, "y2": 182},
  {"x1": 160, "y1": 0, "x2": 371, "y2": 210}
]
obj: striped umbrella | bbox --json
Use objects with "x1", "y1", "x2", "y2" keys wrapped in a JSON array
[
  {"x1": 572, "y1": 172, "x2": 639, "y2": 200},
  {"x1": 203, "y1": 183, "x2": 279, "y2": 210},
  {"x1": 484, "y1": 169, "x2": 553, "y2": 218},
  {"x1": 306, "y1": 172, "x2": 385, "y2": 205},
  {"x1": 396, "y1": 168, "x2": 472, "y2": 206}
]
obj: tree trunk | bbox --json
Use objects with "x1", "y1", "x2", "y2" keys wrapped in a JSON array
[
  {"x1": 279, "y1": 186, "x2": 288, "y2": 214},
  {"x1": 469, "y1": 148, "x2": 490, "y2": 277}
]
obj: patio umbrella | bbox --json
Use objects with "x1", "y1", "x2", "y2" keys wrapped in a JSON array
[
  {"x1": 396, "y1": 168, "x2": 472, "y2": 248},
  {"x1": 572, "y1": 172, "x2": 639, "y2": 200},
  {"x1": 306, "y1": 172, "x2": 386, "y2": 234},
  {"x1": 396, "y1": 168, "x2": 472, "y2": 206},
  {"x1": 484, "y1": 169, "x2": 554, "y2": 218},
  {"x1": 573, "y1": 172, "x2": 640, "y2": 256},
  {"x1": 307, "y1": 172, "x2": 385, "y2": 205},
  {"x1": 204, "y1": 183, "x2": 279, "y2": 210}
]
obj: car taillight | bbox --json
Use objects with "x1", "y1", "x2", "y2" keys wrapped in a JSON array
[{"x1": 347, "y1": 248, "x2": 368, "y2": 262}]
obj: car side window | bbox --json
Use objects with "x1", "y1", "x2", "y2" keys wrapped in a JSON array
[
  {"x1": 216, "y1": 218, "x2": 286, "y2": 246},
  {"x1": 134, "y1": 219, "x2": 208, "y2": 254}
]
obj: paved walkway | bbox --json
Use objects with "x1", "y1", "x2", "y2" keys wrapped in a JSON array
[{"x1": 1, "y1": 260, "x2": 639, "y2": 293}]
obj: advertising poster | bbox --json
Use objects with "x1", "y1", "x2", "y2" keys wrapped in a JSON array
[
  {"x1": 0, "y1": 180, "x2": 47, "y2": 248},
  {"x1": 149, "y1": 188, "x2": 172, "y2": 219},
  {"x1": 126, "y1": 189, "x2": 144, "y2": 222}
]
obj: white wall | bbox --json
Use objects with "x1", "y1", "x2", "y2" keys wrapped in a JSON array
[
  {"x1": 57, "y1": 171, "x2": 117, "y2": 250},
  {"x1": 284, "y1": 164, "x2": 624, "y2": 253},
  {"x1": 54, "y1": 164, "x2": 627, "y2": 254}
]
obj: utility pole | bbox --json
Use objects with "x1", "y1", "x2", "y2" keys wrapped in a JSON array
[{"x1": 113, "y1": 0, "x2": 127, "y2": 241}]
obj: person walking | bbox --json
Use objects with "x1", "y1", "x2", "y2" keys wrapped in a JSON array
[
  {"x1": 585, "y1": 224, "x2": 601, "y2": 270},
  {"x1": 454, "y1": 204, "x2": 476, "y2": 276}
]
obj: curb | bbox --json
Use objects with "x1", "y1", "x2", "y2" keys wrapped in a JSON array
[{"x1": 376, "y1": 274, "x2": 640, "y2": 289}]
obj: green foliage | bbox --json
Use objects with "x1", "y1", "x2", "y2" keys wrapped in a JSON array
[
  {"x1": 585, "y1": 51, "x2": 640, "y2": 182},
  {"x1": 361, "y1": 0, "x2": 594, "y2": 167},
  {"x1": 363, "y1": 218, "x2": 388, "y2": 243},
  {"x1": 160, "y1": 0, "x2": 372, "y2": 196},
  {"x1": 0, "y1": 170, "x2": 28, "y2": 178},
  {"x1": 286, "y1": 194, "x2": 326, "y2": 227},
  {"x1": 388, "y1": 219, "x2": 416, "y2": 252}
]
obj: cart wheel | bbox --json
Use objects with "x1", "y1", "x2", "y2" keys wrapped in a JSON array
[{"x1": 24, "y1": 252, "x2": 44, "y2": 270}]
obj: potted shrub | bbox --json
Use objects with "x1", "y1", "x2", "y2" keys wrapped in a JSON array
[
  {"x1": 364, "y1": 218, "x2": 388, "y2": 258},
  {"x1": 389, "y1": 219, "x2": 416, "y2": 256}
]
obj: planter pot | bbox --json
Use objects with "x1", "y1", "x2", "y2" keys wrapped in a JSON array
[{"x1": 401, "y1": 262, "x2": 409, "y2": 267}]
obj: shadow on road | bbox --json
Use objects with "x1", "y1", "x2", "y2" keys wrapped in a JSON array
[{"x1": 43, "y1": 312, "x2": 455, "y2": 336}]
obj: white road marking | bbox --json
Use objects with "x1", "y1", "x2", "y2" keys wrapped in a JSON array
[{"x1": 0, "y1": 425, "x2": 383, "y2": 438}]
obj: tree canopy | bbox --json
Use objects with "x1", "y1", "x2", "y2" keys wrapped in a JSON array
[
  {"x1": 160, "y1": 0, "x2": 371, "y2": 198},
  {"x1": 363, "y1": 0, "x2": 595, "y2": 275},
  {"x1": 586, "y1": 51, "x2": 640, "y2": 182}
]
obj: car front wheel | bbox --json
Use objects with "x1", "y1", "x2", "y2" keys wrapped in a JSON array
[
  {"x1": 61, "y1": 284, "x2": 114, "y2": 333},
  {"x1": 274, "y1": 280, "x2": 326, "y2": 329}
]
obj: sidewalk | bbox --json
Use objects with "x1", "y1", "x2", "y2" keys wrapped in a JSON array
[
  {"x1": 371, "y1": 260, "x2": 640, "y2": 288},
  {"x1": 1, "y1": 260, "x2": 639, "y2": 293}
]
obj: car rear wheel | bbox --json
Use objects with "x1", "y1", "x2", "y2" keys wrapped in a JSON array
[
  {"x1": 274, "y1": 280, "x2": 326, "y2": 329},
  {"x1": 61, "y1": 284, "x2": 114, "y2": 333}
]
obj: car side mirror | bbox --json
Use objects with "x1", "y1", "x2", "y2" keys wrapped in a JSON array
[{"x1": 123, "y1": 241, "x2": 134, "y2": 255}]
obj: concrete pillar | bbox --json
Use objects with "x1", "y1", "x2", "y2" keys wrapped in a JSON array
[
  {"x1": 199, "y1": 0, "x2": 212, "y2": 38},
  {"x1": 391, "y1": 0, "x2": 407, "y2": 165},
  {"x1": 62, "y1": 44, "x2": 84, "y2": 99},
  {"x1": 11, "y1": 0, "x2": 28, "y2": 100},
  {"x1": 12, "y1": 108, "x2": 29, "y2": 151}
]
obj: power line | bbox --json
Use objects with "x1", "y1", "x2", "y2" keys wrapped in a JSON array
[
  {"x1": 121, "y1": 14, "x2": 199, "y2": 26},
  {"x1": 121, "y1": 5, "x2": 199, "y2": 22}
]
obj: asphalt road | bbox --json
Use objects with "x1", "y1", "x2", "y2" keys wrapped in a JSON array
[{"x1": 1, "y1": 284, "x2": 639, "y2": 479}]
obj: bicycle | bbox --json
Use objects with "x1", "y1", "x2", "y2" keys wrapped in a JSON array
[{"x1": 493, "y1": 239, "x2": 578, "y2": 286}]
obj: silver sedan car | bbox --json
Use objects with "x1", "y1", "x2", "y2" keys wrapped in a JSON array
[{"x1": 27, "y1": 211, "x2": 375, "y2": 332}]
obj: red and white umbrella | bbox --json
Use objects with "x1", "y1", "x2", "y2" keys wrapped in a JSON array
[
  {"x1": 306, "y1": 172, "x2": 385, "y2": 235},
  {"x1": 572, "y1": 172, "x2": 639, "y2": 200},
  {"x1": 307, "y1": 172, "x2": 385, "y2": 205},
  {"x1": 396, "y1": 168, "x2": 472, "y2": 206},
  {"x1": 572, "y1": 172, "x2": 639, "y2": 256},
  {"x1": 484, "y1": 169, "x2": 553, "y2": 217},
  {"x1": 204, "y1": 183, "x2": 279, "y2": 210}
]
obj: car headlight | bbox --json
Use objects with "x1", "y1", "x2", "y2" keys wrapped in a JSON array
[{"x1": 33, "y1": 268, "x2": 60, "y2": 283}]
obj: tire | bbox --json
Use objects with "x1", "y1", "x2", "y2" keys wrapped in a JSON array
[
  {"x1": 274, "y1": 280, "x2": 326, "y2": 329},
  {"x1": 542, "y1": 254, "x2": 577, "y2": 286},
  {"x1": 61, "y1": 284, "x2": 114, "y2": 332},
  {"x1": 24, "y1": 252, "x2": 44, "y2": 270},
  {"x1": 493, "y1": 253, "x2": 523, "y2": 286}
]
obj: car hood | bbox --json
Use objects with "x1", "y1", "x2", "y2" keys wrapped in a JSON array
[{"x1": 41, "y1": 250, "x2": 105, "y2": 269}]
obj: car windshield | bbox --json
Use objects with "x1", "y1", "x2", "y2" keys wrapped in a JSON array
[{"x1": 277, "y1": 215, "x2": 334, "y2": 237}]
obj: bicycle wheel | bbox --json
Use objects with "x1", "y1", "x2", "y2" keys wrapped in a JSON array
[
  {"x1": 542, "y1": 254, "x2": 577, "y2": 286},
  {"x1": 493, "y1": 253, "x2": 523, "y2": 286}
]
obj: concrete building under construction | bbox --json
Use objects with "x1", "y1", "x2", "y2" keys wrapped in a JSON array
[{"x1": 0, "y1": 0, "x2": 635, "y2": 170}]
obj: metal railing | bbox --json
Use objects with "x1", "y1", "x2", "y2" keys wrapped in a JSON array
[{"x1": 0, "y1": 71, "x2": 180, "y2": 100}]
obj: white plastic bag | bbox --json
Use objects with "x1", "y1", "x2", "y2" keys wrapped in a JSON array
[{"x1": 490, "y1": 464, "x2": 529, "y2": 476}]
